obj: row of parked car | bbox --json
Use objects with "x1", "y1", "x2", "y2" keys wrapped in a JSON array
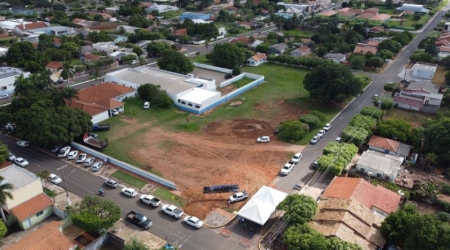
[
  {"x1": 310, "y1": 123, "x2": 332, "y2": 144},
  {"x1": 50, "y1": 144, "x2": 104, "y2": 172},
  {"x1": 280, "y1": 152, "x2": 303, "y2": 176}
]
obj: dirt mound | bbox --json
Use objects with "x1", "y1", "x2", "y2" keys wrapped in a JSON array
[
  {"x1": 232, "y1": 119, "x2": 273, "y2": 139},
  {"x1": 204, "y1": 122, "x2": 225, "y2": 136}
]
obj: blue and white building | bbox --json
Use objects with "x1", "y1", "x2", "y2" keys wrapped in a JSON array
[
  {"x1": 0, "y1": 67, "x2": 31, "y2": 96},
  {"x1": 180, "y1": 12, "x2": 210, "y2": 21}
]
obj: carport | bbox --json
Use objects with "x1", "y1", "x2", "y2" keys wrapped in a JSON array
[{"x1": 237, "y1": 186, "x2": 287, "y2": 225}]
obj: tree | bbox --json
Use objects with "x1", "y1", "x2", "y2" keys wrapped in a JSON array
[
  {"x1": 0, "y1": 220, "x2": 6, "y2": 239},
  {"x1": 374, "y1": 118, "x2": 411, "y2": 142},
  {"x1": 445, "y1": 71, "x2": 450, "y2": 86},
  {"x1": 283, "y1": 224, "x2": 328, "y2": 250},
  {"x1": 147, "y1": 42, "x2": 172, "y2": 58},
  {"x1": 69, "y1": 196, "x2": 121, "y2": 232},
  {"x1": 360, "y1": 106, "x2": 383, "y2": 119},
  {"x1": 0, "y1": 176, "x2": 13, "y2": 223},
  {"x1": 327, "y1": 237, "x2": 362, "y2": 250},
  {"x1": 60, "y1": 61, "x2": 75, "y2": 86},
  {"x1": 299, "y1": 114, "x2": 320, "y2": 128},
  {"x1": 278, "y1": 120, "x2": 306, "y2": 141},
  {"x1": 341, "y1": 126, "x2": 369, "y2": 146},
  {"x1": 366, "y1": 56, "x2": 384, "y2": 67},
  {"x1": 423, "y1": 117, "x2": 450, "y2": 163},
  {"x1": 210, "y1": 43, "x2": 254, "y2": 69},
  {"x1": 304, "y1": 63, "x2": 361, "y2": 103},
  {"x1": 137, "y1": 84, "x2": 161, "y2": 103},
  {"x1": 37, "y1": 34, "x2": 54, "y2": 52},
  {"x1": 350, "y1": 55, "x2": 365, "y2": 70},
  {"x1": 157, "y1": 50, "x2": 194, "y2": 75},
  {"x1": 386, "y1": 0, "x2": 394, "y2": 8},
  {"x1": 5, "y1": 42, "x2": 43, "y2": 72},
  {"x1": 157, "y1": 91, "x2": 174, "y2": 109},
  {"x1": 319, "y1": 142, "x2": 358, "y2": 175},
  {"x1": 441, "y1": 56, "x2": 450, "y2": 69},
  {"x1": 62, "y1": 42, "x2": 80, "y2": 58},
  {"x1": 277, "y1": 194, "x2": 318, "y2": 225},
  {"x1": 379, "y1": 49, "x2": 394, "y2": 60},
  {"x1": 0, "y1": 143, "x2": 8, "y2": 163},
  {"x1": 377, "y1": 39, "x2": 402, "y2": 54},
  {"x1": 381, "y1": 205, "x2": 420, "y2": 248},
  {"x1": 179, "y1": 35, "x2": 191, "y2": 44},
  {"x1": 410, "y1": 49, "x2": 433, "y2": 63},
  {"x1": 232, "y1": 66, "x2": 241, "y2": 76},
  {"x1": 58, "y1": 87, "x2": 80, "y2": 107},
  {"x1": 373, "y1": 97, "x2": 393, "y2": 110},
  {"x1": 128, "y1": 14, "x2": 151, "y2": 28},
  {"x1": 124, "y1": 239, "x2": 149, "y2": 250},
  {"x1": 316, "y1": 46, "x2": 327, "y2": 57},
  {"x1": 122, "y1": 54, "x2": 137, "y2": 64}
]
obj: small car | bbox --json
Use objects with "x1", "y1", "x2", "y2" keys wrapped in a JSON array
[
  {"x1": 58, "y1": 146, "x2": 71, "y2": 158},
  {"x1": 184, "y1": 216, "x2": 204, "y2": 229},
  {"x1": 290, "y1": 153, "x2": 303, "y2": 164},
  {"x1": 17, "y1": 141, "x2": 30, "y2": 147},
  {"x1": 67, "y1": 150, "x2": 79, "y2": 160},
  {"x1": 104, "y1": 179, "x2": 119, "y2": 189},
  {"x1": 143, "y1": 102, "x2": 150, "y2": 109},
  {"x1": 274, "y1": 123, "x2": 282, "y2": 134},
  {"x1": 312, "y1": 159, "x2": 319, "y2": 169},
  {"x1": 111, "y1": 109, "x2": 119, "y2": 116},
  {"x1": 224, "y1": 74, "x2": 232, "y2": 79},
  {"x1": 49, "y1": 173, "x2": 62, "y2": 184},
  {"x1": 121, "y1": 187, "x2": 138, "y2": 197},
  {"x1": 256, "y1": 136, "x2": 270, "y2": 143},
  {"x1": 91, "y1": 162, "x2": 103, "y2": 172},
  {"x1": 84, "y1": 157, "x2": 96, "y2": 167},
  {"x1": 0, "y1": 94, "x2": 8, "y2": 100},
  {"x1": 116, "y1": 107, "x2": 123, "y2": 113},
  {"x1": 50, "y1": 144, "x2": 62, "y2": 153},
  {"x1": 76, "y1": 153, "x2": 87, "y2": 163},
  {"x1": 323, "y1": 123, "x2": 331, "y2": 131},
  {"x1": 336, "y1": 137, "x2": 342, "y2": 143},
  {"x1": 55, "y1": 79, "x2": 64, "y2": 84},
  {"x1": 7, "y1": 153, "x2": 16, "y2": 161},
  {"x1": 14, "y1": 157, "x2": 29, "y2": 167},
  {"x1": 317, "y1": 130, "x2": 326, "y2": 138},
  {"x1": 187, "y1": 73, "x2": 194, "y2": 77},
  {"x1": 280, "y1": 163, "x2": 294, "y2": 176},
  {"x1": 310, "y1": 136, "x2": 320, "y2": 144}
]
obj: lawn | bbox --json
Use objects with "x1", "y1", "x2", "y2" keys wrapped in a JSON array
[
  {"x1": 153, "y1": 188, "x2": 189, "y2": 208},
  {"x1": 431, "y1": 65, "x2": 446, "y2": 85},
  {"x1": 384, "y1": 109, "x2": 434, "y2": 126},
  {"x1": 376, "y1": 7, "x2": 396, "y2": 14},
  {"x1": 283, "y1": 29, "x2": 316, "y2": 38},
  {"x1": 215, "y1": 22, "x2": 248, "y2": 36},
  {"x1": 111, "y1": 170, "x2": 148, "y2": 189},
  {"x1": 388, "y1": 15, "x2": 431, "y2": 29},
  {"x1": 189, "y1": 54, "x2": 211, "y2": 65},
  {"x1": 231, "y1": 77, "x2": 255, "y2": 88},
  {"x1": 162, "y1": 10, "x2": 184, "y2": 19}
]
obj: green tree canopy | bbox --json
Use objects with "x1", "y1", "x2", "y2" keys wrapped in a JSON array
[
  {"x1": 69, "y1": 196, "x2": 121, "y2": 233},
  {"x1": 360, "y1": 106, "x2": 383, "y2": 119},
  {"x1": 276, "y1": 194, "x2": 318, "y2": 225},
  {"x1": 147, "y1": 42, "x2": 172, "y2": 58},
  {"x1": 374, "y1": 118, "x2": 412, "y2": 143},
  {"x1": 327, "y1": 237, "x2": 362, "y2": 250},
  {"x1": 423, "y1": 117, "x2": 450, "y2": 163},
  {"x1": 0, "y1": 176, "x2": 13, "y2": 223},
  {"x1": 279, "y1": 120, "x2": 306, "y2": 141},
  {"x1": 377, "y1": 39, "x2": 402, "y2": 54},
  {"x1": 210, "y1": 43, "x2": 254, "y2": 69},
  {"x1": 341, "y1": 126, "x2": 369, "y2": 146},
  {"x1": 0, "y1": 143, "x2": 8, "y2": 163},
  {"x1": 0, "y1": 220, "x2": 6, "y2": 239},
  {"x1": 283, "y1": 224, "x2": 328, "y2": 250},
  {"x1": 299, "y1": 114, "x2": 320, "y2": 128},
  {"x1": 6, "y1": 41, "x2": 43, "y2": 72},
  {"x1": 124, "y1": 239, "x2": 149, "y2": 250},
  {"x1": 157, "y1": 50, "x2": 194, "y2": 74},
  {"x1": 349, "y1": 114, "x2": 377, "y2": 131},
  {"x1": 350, "y1": 55, "x2": 365, "y2": 70},
  {"x1": 303, "y1": 63, "x2": 361, "y2": 103},
  {"x1": 319, "y1": 142, "x2": 358, "y2": 175}
]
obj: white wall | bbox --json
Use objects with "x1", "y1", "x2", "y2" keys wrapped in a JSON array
[
  {"x1": 91, "y1": 111, "x2": 110, "y2": 124},
  {"x1": 0, "y1": 71, "x2": 30, "y2": 95},
  {"x1": 5, "y1": 179, "x2": 43, "y2": 210}
]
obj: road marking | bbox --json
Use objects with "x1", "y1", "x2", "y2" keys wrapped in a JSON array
[{"x1": 57, "y1": 165, "x2": 68, "y2": 171}]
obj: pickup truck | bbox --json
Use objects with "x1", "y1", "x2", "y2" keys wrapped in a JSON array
[
  {"x1": 229, "y1": 191, "x2": 248, "y2": 203},
  {"x1": 125, "y1": 211, "x2": 152, "y2": 230},
  {"x1": 140, "y1": 195, "x2": 161, "y2": 207},
  {"x1": 92, "y1": 124, "x2": 111, "y2": 132},
  {"x1": 162, "y1": 205, "x2": 184, "y2": 219}
]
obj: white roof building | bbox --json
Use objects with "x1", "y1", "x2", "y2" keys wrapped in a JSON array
[
  {"x1": 0, "y1": 19, "x2": 31, "y2": 30},
  {"x1": 0, "y1": 66, "x2": 31, "y2": 96},
  {"x1": 93, "y1": 42, "x2": 120, "y2": 54},
  {"x1": 145, "y1": 4, "x2": 179, "y2": 14},
  {"x1": 356, "y1": 151, "x2": 403, "y2": 182}
]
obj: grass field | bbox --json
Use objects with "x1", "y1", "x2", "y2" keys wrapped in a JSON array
[
  {"x1": 189, "y1": 54, "x2": 211, "y2": 65},
  {"x1": 384, "y1": 109, "x2": 434, "y2": 126},
  {"x1": 111, "y1": 170, "x2": 148, "y2": 189},
  {"x1": 215, "y1": 22, "x2": 248, "y2": 36},
  {"x1": 153, "y1": 188, "x2": 189, "y2": 208},
  {"x1": 232, "y1": 77, "x2": 255, "y2": 88},
  {"x1": 162, "y1": 10, "x2": 184, "y2": 19},
  {"x1": 282, "y1": 29, "x2": 316, "y2": 38}
]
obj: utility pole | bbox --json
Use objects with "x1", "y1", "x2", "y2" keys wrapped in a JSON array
[{"x1": 58, "y1": 165, "x2": 75, "y2": 206}]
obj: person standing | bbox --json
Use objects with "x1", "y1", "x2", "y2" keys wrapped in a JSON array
[{"x1": 227, "y1": 200, "x2": 231, "y2": 207}]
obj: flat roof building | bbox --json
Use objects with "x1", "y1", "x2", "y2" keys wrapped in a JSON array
[
  {"x1": 0, "y1": 66, "x2": 31, "y2": 96},
  {"x1": 356, "y1": 150, "x2": 403, "y2": 182}
]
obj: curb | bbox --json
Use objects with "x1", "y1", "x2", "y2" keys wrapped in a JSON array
[{"x1": 204, "y1": 214, "x2": 237, "y2": 229}]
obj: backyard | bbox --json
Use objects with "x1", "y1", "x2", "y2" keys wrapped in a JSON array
[{"x1": 96, "y1": 63, "x2": 342, "y2": 218}]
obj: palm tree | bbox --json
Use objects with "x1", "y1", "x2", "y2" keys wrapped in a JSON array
[
  {"x1": 89, "y1": 67, "x2": 103, "y2": 83},
  {"x1": 39, "y1": 69, "x2": 53, "y2": 90},
  {"x1": 60, "y1": 61, "x2": 75, "y2": 87},
  {"x1": 13, "y1": 74, "x2": 32, "y2": 97},
  {"x1": 0, "y1": 176, "x2": 14, "y2": 223},
  {"x1": 36, "y1": 170, "x2": 50, "y2": 188},
  {"x1": 60, "y1": 87, "x2": 80, "y2": 107}
]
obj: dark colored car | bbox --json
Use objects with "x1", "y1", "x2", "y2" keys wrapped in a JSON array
[
  {"x1": 224, "y1": 74, "x2": 232, "y2": 79},
  {"x1": 55, "y1": 79, "x2": 64, "y2": 84},
  {"x1": 274, "y1": 123, "x2": 282, "y2": 134}
]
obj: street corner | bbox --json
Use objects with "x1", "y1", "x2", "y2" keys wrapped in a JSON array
[{"x1": 203, "y1": 207, "x2": 236, "y2": 228}]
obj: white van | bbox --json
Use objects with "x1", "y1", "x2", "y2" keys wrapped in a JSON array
[{"x1": 143, "y1": 102, "x2": 150, "y2": 109}]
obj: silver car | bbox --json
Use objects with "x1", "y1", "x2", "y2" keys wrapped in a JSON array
[
  {"x1": 84, "y1": 157, "x2": 96, "y2": 167},
  {"x1": 91, "y1": 162, "x2": 103, "y2": 172},
  {"x1": 310, "y1": 136, "x2": 320, "y2": 144}
]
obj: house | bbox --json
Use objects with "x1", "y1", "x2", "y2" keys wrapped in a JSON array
[
  {"x1": 53, "y1": 37, "x2": 61, "y2": 47},
  {"x1": 97, "y1": 12, "x2": 113, "y2": 21},
  {"x1": 174, "y1": 28, "x2": 187, "y2": 37},
  {"x1": 93, "y1": 42, "x2": 120, "y2": 54},
  {"x1": 145, "y1": 4, "x2": 179, "y2": 14},
  {"x1": 229, "y1": 36, "x2": 250, "y2": 45},
  {"x1": 7, "y1": 221, "x2": 77, "y2": 250},
  {"x1": 0, "y1": 165, "x2": 54, "y2": 230},
  {"x1": 146, "y1": 14, "x2": 155, "y2": 20},
  {"x1": 140, "y1": 2, "x2": 152, "y2": 8},
  {"x1": 353, "y1": 44, "x2": 378, "y2": 55},
  {"x1": 356, "y1": 150, "x2": 404, "y2": 182},
  {"x1": 310, "y1": 198, "x2": 387, "y2": 250},
  {"x1": 110, "y1": 35, "x2": 128, "y2": 43},
  {"x1": 247, "y1": 52, "x2": 267, "y2": 66},
  {"x1": 14, "y1": 21, "x2": 48, "y2": 33},
  {"x1": 180, "y1": 12, "x2": 210, "y2": 21},
  {"x1": 0, "y1": 67, "x2": 30, "y2": 95},
  {"x1": 72, "y1": 18, "x2": 99, "y2": 29},
  {"x1": 84, "y1": 53, "x2": 101, "y2": 62},
  {"x1": 268, "y1": 43, "x2": 288, "y2": 54},
  {"x1": 435, "y1": 33, "x2": 450, "y2": 47},
  {"x1": 45, "y1": 61, "x2": 63, "y2": 73},
  {"x1": 367, "y1": 135, "x2": 412, "y2": 158},
  {"x1": 225, "y1": 6, "x2": 239, "y2": 14},
  {"x1": 404, "y1": 81, "x2": 440, "y2": 95},
  {"x1": 250, "y1": 39, "x2": 264, "y2": 48},
  {"x1": 393, "y1": 91, "x2": 443, "y2": 113},
  {"x1": 322, "y1": 177, "x2": 402, "y2": 215},
  {"x1": 356, "y1": 12, "x2": 377, "y2": 21},
  {"x1": 369, "y1": 14, "x2": 391, "y2": 24},
  {"x1": 367, "y1": 41, "x2": 380, "y2": 47},
  {"x1": 15, "y1": 24, "x2": 76, "y2": 38},
  {"x1": 116, "y1": 25, "x2": 140, "y2": 34},
  {"x1": 218, "y1": 27, "x2": 226, "y2": 36},
  {"x1": 396, "y1": 4, "x2": 429, "y2": 13},
  {"x1": 324, "y1": 53, "x2": 346, "y2": 63},
  {"x1": 105, "y1": 6, "x2": 119, "y2": 13},
  {"x1": 70, "y1": 82, "x2": 136, "y2": 123},
  {"x1": 290, "y1": 46, "x2": 311, "y2": 57},
  {"x1": 438, "y1": 45, "x2": 450, "y2": 60},
  {"x1": 364, "y1": 7, "x2": 379, "y2": 14},
  {"x1": 236, "y1": 21, "x2": 253, "y2": 30},
  {"x1": 368, "y1": 26, "x2": 385, "y2": 34},
  {"x1": 411, "y1": 62, "x2": 437, "y2": 80},
  {"x1": 81, "y1": 45, "x2": 95, "y2": 55}
]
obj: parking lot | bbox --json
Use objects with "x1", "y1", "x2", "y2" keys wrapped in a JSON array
[{"x1": 191, "y1": 67, "x2": 228, "y2": 88}]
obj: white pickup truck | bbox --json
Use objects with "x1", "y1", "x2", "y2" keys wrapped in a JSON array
[
  {"x1": 229, "y1": 191, "x2": 248, "y2": 203},
  {"x1": 140, "y1": 195, "x2": 161, "y2": 207},
  {"x1": 162, "y1": 205, "x2": 184, "y2": 219}
]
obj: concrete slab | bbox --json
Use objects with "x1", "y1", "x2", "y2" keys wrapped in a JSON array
[
  {"x1": 110, "y1": 219, "x2": 166, "y2": 250},
  {"x1": 63, "y1": 225, "x2": 85, "y2": 241},
  {"x1": 204, "y1": 208, "x2": 234, "y2": 227},
  {"x1": 191, "y1": 67, "x2": 228, "y2": 87}
]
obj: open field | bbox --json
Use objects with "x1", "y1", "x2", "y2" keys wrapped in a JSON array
[
  {"x1": 384, "y1": 109, "x2": 434, "y2": 127},
  {"x1": 99, "y1": 63, "x2": 343, "y2": 218},
  {"x1": 432, "y1": 65, "x2": 447, "y2": 86}
]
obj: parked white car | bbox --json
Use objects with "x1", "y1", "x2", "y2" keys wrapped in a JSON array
[
  {"x1": 58, "y1": 146, "x2": 71, "y2": 158},
  {"x1": 84, "y1": 157, "x2": 96, "y2": 167},
  {"x1": 162, "y1": 205, "x2": 184, "y2": 219},
  {"x1": 67, "y1": 150, "x2": 79, "y2": 160},
  {"x1": 256, "y1": 136, "x2": 270, "y2": 143},
  {"x1": 77, "y1": 153, "x2": 87, "y2": 163},
  {"x1": 17, "y1": 141, "x2": 29, "y2": 147},
  {"x1": 310, "y1": 136, "x2": 320, "y2": 144},
  {"x1": 143, "y1": 102, "x2": 150, "y2": 109},
  {"x1": 0, "y1": 94, "x2": 8, "y2": 100},
  {"x1": 184, "y1": 216, "x2": 203, "y2": 228},
  {"x1": 7, "y1": 153, "x2": 16, "y2": 161},
  {"x1": 280, "y1": 162, "x2": 294, "y2": 176},
  {"x1": 49, "y1": 174, "x2": 62, "y2": 184},
  {"x1": 14, "y1": 157, "x2": 29, "y2": 167},
  {"x1": 111, "y1": 109, "x2": 119, "y2": 116},
  {"x1": 317, "y1": 130, "x2": 326, "y2": 138},
  {"x1": 336, "y1": 137, "x2": 342, "y2": 143},
  {"x1": 91, "y1": 162, "x2": 103, "y2": 172},
  {"x1": 323, "y1": 123, "x2": 331, "y2": 131},
  {"x1": 121, "y1": 187, "x2": 138, "y2": 197},
  {"x1": 290, "y1": 153, "x2": 302, "y2": 164}
]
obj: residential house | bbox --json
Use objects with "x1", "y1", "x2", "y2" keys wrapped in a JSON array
[
  {"x1": 116, "y1": 25, "x2": 140, "y2": 34},
  {"x1": 247, "y1": 52, "x2": 267, "y2": 66},
  {"x1": 218, "y1": 27, "x2": 227, "y2": 36},
  {"x1": 81, "y1": 45, "x2": 95, "y2": 55},
  {"x1": 229, "y1": 36, "x2": 250, "y2": 45},
  {"x1": 322, "y1": 177, "x2": 402, "y2": 215},
  {"x1": 84, "y1": 53, "x2": 101, "y2": 63},
  {"x1": 145, "y1": 4, "x2": 179, "y2": 14},
  {"x1": 276, "y1": 2, "x2": 310, "y2": 13},
  {"x1": 98, "y1": 12, "x2": 114, "y2": 22},
  {"x1": 14, "y1": 21, "x2": 48, "y2": 34},
  {"x1": 140, "y1": 2, "x2": 152, "y2": 8},
  {"x1": 319, "y1": 10, "x2": 338, "y2": 17},
  {"x1": 146, "y1": 14, "x2": 155, "y2": 21},
  {"x1": 46, "y1": 61, "x2": 63, "y2": 73},
  {"x1": 0, "y1": 67, "x2": 30, "y2": 95},
  {"x1": 105, "y1": 6, "x2": 119, "y2": 13},
  {"x1": 268, "y1": 43, "x2": 288, "y2": 55},
  {"x1": 369, "y1": 14, "x2": 391, "y2": 25},
  {"x1": 404, "y1": 81, "x2": 440, "y2": 95},
  {"x1": 310, "y1": 198, "x2": 386, "y2": 250},
  {"x1": 15, "y1": 24, "x2": 76, "y2": 39},
  {"x1": 7, "y1": 221, "x2": 77, "y2": 250},
  {"x1": 396, "y1": 4, "x2": 429, "y2": 13},
  {"x1": 356, "y1": 150, "x2": 404, "y2": 182},
  {"x1": 338, "y1": 11, "x2": 358, "y2": 20},
  {"x1": 110, "y1": 35, "x2": 128, "y2": 43},
  {"x1": 174, "y1": 28, "x2": 187, "y2": 37},
  {"x1": 0, "y1": 19, "x2": 32, "y2": 31},
  {"x1": 367, "y1": 135, "x2": 412, "y2": 158},
  {"x1": 435, "y1": 32, "x2": 450, "y2": 47},
  {"x1": 236, "y1": 21, "x2": 253, "y2": 29},
  {"x1": 368, "y1": 26, "x2": 385, "y2": 34},
  {"x1": 364, "y1": 7, "x2": 379, "y2": 13},
  {"x1": 225, "y1": 6, "x2": 239, "y2": 14},
  {"x1": 93, "y1": 42, "x2": 120, "y2": 54},
  {"x1": 72, "y1": 18, "x2": 99, "y2": 29},
  {"x1": 180, "y1": 12, "x2": 210, "y2": 21},
  {"x1": 290, "y1": 46, "x2": 311, "y2": 57},
  {"x1": 368, "y1": 41, "x2": 380, "y2": 47},
  {"x1": 438, "y1": 45, "x2": 450, "y2": 60},
  {"x1": 353, "y1": 44, "x2": 378, "y2": 55},
  {"x1": 70, "y1": 82, "x2": 136, "y2": 123},
  {"x1": 53, "y1": 37, "x2": 61, "y2": 47},
  {"x1": 356, "y1": 12, "x2": 377, "y2": 22},
  {"x1": 324, "y1": 53, "x2": 346, "y2": 63},
  {"x1": 0, "y1": 165, "x2": 54, "y2": 229},
  {"x1": 393, "y1": 91, "x2": 443, "y2": 113},
  {"x1": 411, "y1": 62, "x2": 437, "y2": 80},
  {"x1": 250, "y1": 39, "x2": 264, "y2": 48}
]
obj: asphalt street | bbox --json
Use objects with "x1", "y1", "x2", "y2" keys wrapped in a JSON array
[{"x1": 273, "y1": 7, "x2": 449, "y2": 193}]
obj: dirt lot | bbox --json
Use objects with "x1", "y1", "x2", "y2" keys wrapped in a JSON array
[{"x1": 126, "y1": 118, "x2": 304, "y2": 219}]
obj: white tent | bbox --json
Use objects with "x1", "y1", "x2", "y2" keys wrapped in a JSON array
[{"x1": 237, "y1": 186, "x2": 288, "y2": 225}]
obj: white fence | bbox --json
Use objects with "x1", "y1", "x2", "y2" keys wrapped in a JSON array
[
  {"x1": 193, "y1": 62, "x2": 232, "y2": 74},
  {"x1": 220, "y1": 73, "x2": 245, "y2": 88}
]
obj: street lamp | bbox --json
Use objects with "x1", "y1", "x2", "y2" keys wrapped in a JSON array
[{"x1": 60, "y1": 165, "x2": 75, "y2": 206}]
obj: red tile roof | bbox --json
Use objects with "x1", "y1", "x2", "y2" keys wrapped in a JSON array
[
  {"x1": 46, "y1": 61, "x2": 63, "y2": 70},
  {"x1": 358, "y1": 13, "x2": 377, "y2": 19},
  {"x1": 370, "y1": 14, "x2": 391, "y2": 21},
  {"x1": 323, "y1": 177, "x2": 401, "y2": 214},
  {"x1": 369, "y1": 26, "x2": 385, "y2": 32},
  {"x1": 84, "y1": 53, "x2": 100, "y2": 61},
  {"x1": 229, "y1": 36, "x2": 250, "y2": 44},
  {"x1": 72, "y1": 18, "x2": 84, "y2": 24},
  {"x1": 6, "y1": 221, "x2": 76, "y2": 250},
  {"x1": 174, "y1": 28, "x2": 187, "y2": 36},
  {"x1": 140, "y1": 2, "x2": 152, "y2": 7},
  {"x1": 53, "y1": 37, "x2": 61, "y2": 44},
  {"x1": 367, "y1": 41, "x2": 379, "y2": 47},
  {"x1": 16, "y1": 22, "x2": 48, "y2": 31},
  {"x1": 0, "y1": 29, "x2": 8, "y2": 39},
  {"x1": 364, "y1": 7, "x2": 379, "y2": 13},
  {"x1": 440, "y1": 46, "x2": 450, "y2": 52},
  {"x1": 251, "y1": 53, "x2": 266, "y2": 61},
  {"x1": 338, "y1": 11, "x2": 357, "y2": 17},
  {"x1": 146, "y1": 14, "x2": 155, "y2": 20},
  {"x1": 10, "y1": 193, "x2": 54, "y2": 221},
  {"x1": 368, "y1": 135, "x2": 401, "y2": 152},
  {"x1": 70, "y1": 101, "x2": 109, "y2": 116},
  {"x1": 353, "y1": 45, "x2": 378, "y2": 55},
  {"x1": 298, "y1": 46, "x2": 311, "y2": 53}
]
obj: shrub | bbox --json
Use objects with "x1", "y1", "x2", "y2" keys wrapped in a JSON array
[
  {"x1": 415, "y1": 24, "x2": 423, "y2": 29},
  {"x1": 384, "y1": 83, "x2": 395, "y2": 91},
  {"x1": 232, "y1": 66, "x2": 241, "y2": 76},
  {"x1": 360, "y1": 106, "x2": 383, "y2": 119},
  {"x1": 310, "y1": 110, "x2": 326, "y2": 122},
  {"x1": 299, "y1": 114, "x2": 320, "y2": 128},
  {"x1": 279, "y1": 120, "x2": 306, "y2": 141},
  {"x1": 435, "y1": 212, "x2": 450, "y2": 222},
  {"x1": 442, "y1": 184, "x2": 450, "y2": 195},
  {"x1": 341, "y1": 126, "x2": 369, "y2": 146},
  {"x1": 301, "y1": 123, "x2": 310, "y2": 133}
]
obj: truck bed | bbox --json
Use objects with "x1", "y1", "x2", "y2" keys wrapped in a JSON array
[{"x1": 84, "y1": 137, "x2": 107, "y2": 149}]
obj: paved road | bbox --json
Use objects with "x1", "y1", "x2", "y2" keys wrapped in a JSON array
[{"x1": 273, "y1": 7, "x2": 449, "y2": 193}]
